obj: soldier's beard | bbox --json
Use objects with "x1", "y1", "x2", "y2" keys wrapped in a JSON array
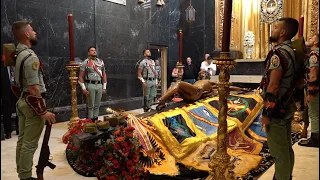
[
  {"x1": 269, "y1": 36, "x2": 278, "y2": 43},
  {"x1": 30, "y1": 39, "x2": 38, "y2": 46}
]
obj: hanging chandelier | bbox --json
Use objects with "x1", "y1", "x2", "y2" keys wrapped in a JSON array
[{"x1": 185, "y1": 0, "x2": 196, "y2": 23}]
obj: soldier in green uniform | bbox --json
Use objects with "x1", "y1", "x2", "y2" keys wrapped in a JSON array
[
  {"x1": 11, "y1": 21, "x2": 56, "y2": 180},
  {"x1": 299, "y1": 34, "x2": 319, "y2": 147},
  {"x1": 78, "y1": 46, "x2": 107, "y2": 121},
  {"x1": 259, "y1": 18, "x2": 300, "y2": 180},
  {"x1": 137, "y1": 49, "x2": 157, "y2": 112}
]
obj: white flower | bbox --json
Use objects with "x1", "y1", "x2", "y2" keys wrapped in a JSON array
[{"x1": 243, "y1": 31, "x2": 255, "y2": 47}]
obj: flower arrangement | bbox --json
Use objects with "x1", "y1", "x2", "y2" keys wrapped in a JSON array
[
  {"x1": 95, "y1": 126, "x2": 149, "y2": 180},
  {"x1": 243, "y1": 31, "x2": 255, "y2": 47},
  {"x1": 65, "y1": 121, "x2": 149, "y2": 180},
  {"x1": 62, "y1": 118, "x2": 94, "y2": 144}
]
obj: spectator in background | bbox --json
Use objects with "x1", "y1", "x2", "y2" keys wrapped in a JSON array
[
  {"x1": 200, "y1": 54, "x2": 217, "y2": 77},
  {"x1": 171, "y1": 62, "x2": 184, "y2": 82},
  {"x1": 183, "y1": 57, "x2": 198, "y2": 84}
]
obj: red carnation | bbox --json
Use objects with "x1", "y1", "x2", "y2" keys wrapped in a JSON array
[
  {"x1": 115, "y1": 137, "x2": 125, "y2": 142},
  {"x1": 125, "y1": 126, "x2": 135, "y2": 132},
  {"x1": 114, "y1": 143, "x2": 121, "y2": 150},
  {"x1": 122, "y1": 170, "x2": 127, "y2": 176},
  {"x1": 133, "y1": 154, "x2": 139, "y2": 163},
  {"x1": 129, "y1": 167, "x2": 135, "y2": 173},
  {"x1": 114, "y1": 130, "x2": 121, "y2": 136},
  {"x1": 120, "y1": 126, "x2": 124, "y2": 131},
  {"x1": 72, "y1": 146, "x2": 79, "y2": 151}
]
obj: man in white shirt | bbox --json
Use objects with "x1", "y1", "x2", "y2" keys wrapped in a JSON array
[{"x1": 200, "y1": 54, "x2": 217, "y2": 76}]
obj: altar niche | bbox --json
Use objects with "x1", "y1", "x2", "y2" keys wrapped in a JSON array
[{"x1": 148, "y1": 44, "x2": 168, "y2": 101}]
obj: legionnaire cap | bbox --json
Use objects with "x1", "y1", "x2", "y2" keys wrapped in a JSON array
[{"x1": 2, "y1": 43, "x2": 16, "y2": 67}]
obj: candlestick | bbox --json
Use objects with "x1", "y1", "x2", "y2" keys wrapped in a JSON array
[
  {"x1": 179, "y1": 30, "x2": 183, "y2": 63},
  {"x1": 207, "y1": 0, "x2": 236, "y2": 179},
  {"x1": 221, "y1": 0, "x2": 233, "y2": 52},
  {"x1": 299, "y1": 16, "x2": 304, "y2": 37},
  {"x1": 63, "y1": 14, "x2": 80, "y2": 141}
]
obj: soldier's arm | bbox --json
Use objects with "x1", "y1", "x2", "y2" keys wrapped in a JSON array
[
  {"x1": 25, "y1": 56, "x2": 42, "y2": 97},
  {"x1": 137, "y1": 60, "x2": 145, "y2": 83},
  {"x1": 266, "y1": 69, "x2": 282, "y2": 94},
  {"x1": 24, "y1": 56, "x2": 55, "y2": 123},
  {"x1": 262, "y1": 54, "x2": 283, "y2": 118},
  {"x1": 102, "y1": 69, "x2": 107, "y2": 90},
  {"x1": 78, "y1": 61, "x2": 87, "y2": 91},
  {"x1": 308, "y1": 54, "x2": 319, "y2": 96}
]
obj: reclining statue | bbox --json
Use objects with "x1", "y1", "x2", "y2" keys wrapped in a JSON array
[{"x1": 156, "y1": 79, "x2": 250, "y2": 110}]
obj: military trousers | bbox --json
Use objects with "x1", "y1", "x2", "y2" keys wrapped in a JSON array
[
  {"x1": 266, "y1": 117, "x2": 294, "y2": 180},
  {"x1": 87, "y1": 83, "x2": 103, "y2": 119},
  {"x1": 143, "y1": 79, "x2": 157, "y2": 109},
  {"x1": 309, "y1": 92, "x2": 319, "y2": 133},
  {"x1": 16, "y1": 97, "x2": 45, "y2": 179}
]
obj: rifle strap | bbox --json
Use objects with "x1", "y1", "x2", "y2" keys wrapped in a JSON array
[{"x1": 17, "y1": 49, "x2": 32, "y2": 88}]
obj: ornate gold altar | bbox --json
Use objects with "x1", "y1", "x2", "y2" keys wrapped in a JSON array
[{"x1": 215, "y1": 0, "x2": 319, "y2": 59}]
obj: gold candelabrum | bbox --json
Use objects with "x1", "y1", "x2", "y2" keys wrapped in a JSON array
[
  {"x1": 175, "y1": 62, "x2": 184, "y2": 82},
  {"x1": 66, "y1": 62, "x2": 80, "y2": 127},
  {"x1": 206, "y1": 52, "x2": 236, "y2": 180},
  {"x1": 62, "y1": 14, "x2": 80, "y2": 141}
]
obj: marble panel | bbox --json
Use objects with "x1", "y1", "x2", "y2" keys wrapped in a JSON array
[
  {"x1": 41, "y1": 56, "x2": 71, "y2": 108},
  {"x1": 106, "y1": 78, "x2": 128, "y2": 100},
  {"x1": 1, "y1": 0, "x2": 16, "y2": 48},
  {"x1": 72, "y1": 0, "x2": 94, "y2": 14},
  {"x1": 16, "y1": 0, "x2": 48, "y2": 57},
  {"x1": 183, "y1": 27, "x2": 205, "y2": 66},
  {"x1": 204, "y1": 0, "x2": 214, "y2": 28},
  {"x1": 19, "y1": 0, "x2": 46, "y2": 4},
  {"x1": 128, "y1": 22, "x2": 147, "y2": 58},
  {"x1": 95, "y1": 14, "x2": 113, "y2": 58},
  {"x1": 95, "y1": 0, "x2": 130, "y2": 20},
  {"x1": 72, "y1": 10, "x2": 95, "y2": 58},
  {"x1": 47, "y1": 6, "x2": 71, "y2": 57},
  {"x1": 128, "y1": 0, "x2": 146, "y2": 22},
  {"x1": 47, "y1": 0, "x2": 72, "y2": 9},
  {"x1": 158, "y1": 26, "x2": 170, "y2": 45},
  {"x1": 205, "y1": 25, "x2": 215, "y2": 54},
  {"x1": 168, "y1": 0, "x2": 180, "y2": 28}
]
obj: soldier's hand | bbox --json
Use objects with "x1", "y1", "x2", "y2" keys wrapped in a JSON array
[
  {"x1": 261, "y1": 115, "x2": 270, "y2": 125},
  {"x1": 82, "y1": 89, "x2": 89, "y2": 95},
  {"x1": 142, "y1": 82, "x2": 147, "y2": 88},
  {"x1": 307, "y1": 95, "x2": 315, "y2": 102},
  {"x1": 41, "y1": 111, "x2": 56, "y2": 125},
  {"x1": 102, "y1": 89, "x2": 106, "y2": 94}
]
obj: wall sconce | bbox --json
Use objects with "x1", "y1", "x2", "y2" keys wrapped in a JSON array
[
  {"x1": 185, "y1": 0, "x2": 196, "y2": 23},
  {"x1": 157, "y1": 0, "x2": 165, "y2": 6}
]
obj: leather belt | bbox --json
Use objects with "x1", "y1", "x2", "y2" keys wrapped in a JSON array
[
  {"x1": 86, "y1": 80, "x2": 102, "y2": 84},
  {"x1": 145, "y1": 77, "x2": 155, "y2": 81},
  {"x1": 22, "y1": 92, "x2": 46, "y2": 99}
]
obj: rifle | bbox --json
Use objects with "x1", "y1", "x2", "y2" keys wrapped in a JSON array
[{"x1": 36, "y1": 121, "x2": 56, "y2": 180}]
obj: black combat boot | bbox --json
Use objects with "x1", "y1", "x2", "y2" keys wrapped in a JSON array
[
  {"x1": 91, "y1": 117, "x2": 98, "y2": 122},
  {"x1": 298, "y1": 133, "x2": 319, "y2": 147},
  {"x1": 21, "y1": 177, "x2": 37, "y2": 180},
  {"x1": 143, "y1": 97, "x2": 149, "y2": 112},
  {"x1": 273, "y1": 174, "x2": 292, "y2": 180}
]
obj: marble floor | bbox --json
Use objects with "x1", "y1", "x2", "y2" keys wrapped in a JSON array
[{"x1": 1, "y1": 107, "x2": 319, "y2": 180}]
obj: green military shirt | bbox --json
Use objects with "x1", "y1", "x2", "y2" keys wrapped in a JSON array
[
  {"x1": 79, "y1": 58, "x2": 105, "y2": 81},
  {"x1": 307, "y1": 47, "x2": 319, "y2": 78},
  {"x1": 138, "y1": 58, "x2": 157, "y2": 78},
  {"x1": 265, "y1": 40, "x2": 296, "y2": 118},
  {"x1": 14, "y1": 43, "x2": 46, "y2": 93}
]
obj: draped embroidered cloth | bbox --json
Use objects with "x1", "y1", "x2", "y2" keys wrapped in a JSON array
[{"x1": 131, "y1": 93, "x2": 266, "y2": 178}]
